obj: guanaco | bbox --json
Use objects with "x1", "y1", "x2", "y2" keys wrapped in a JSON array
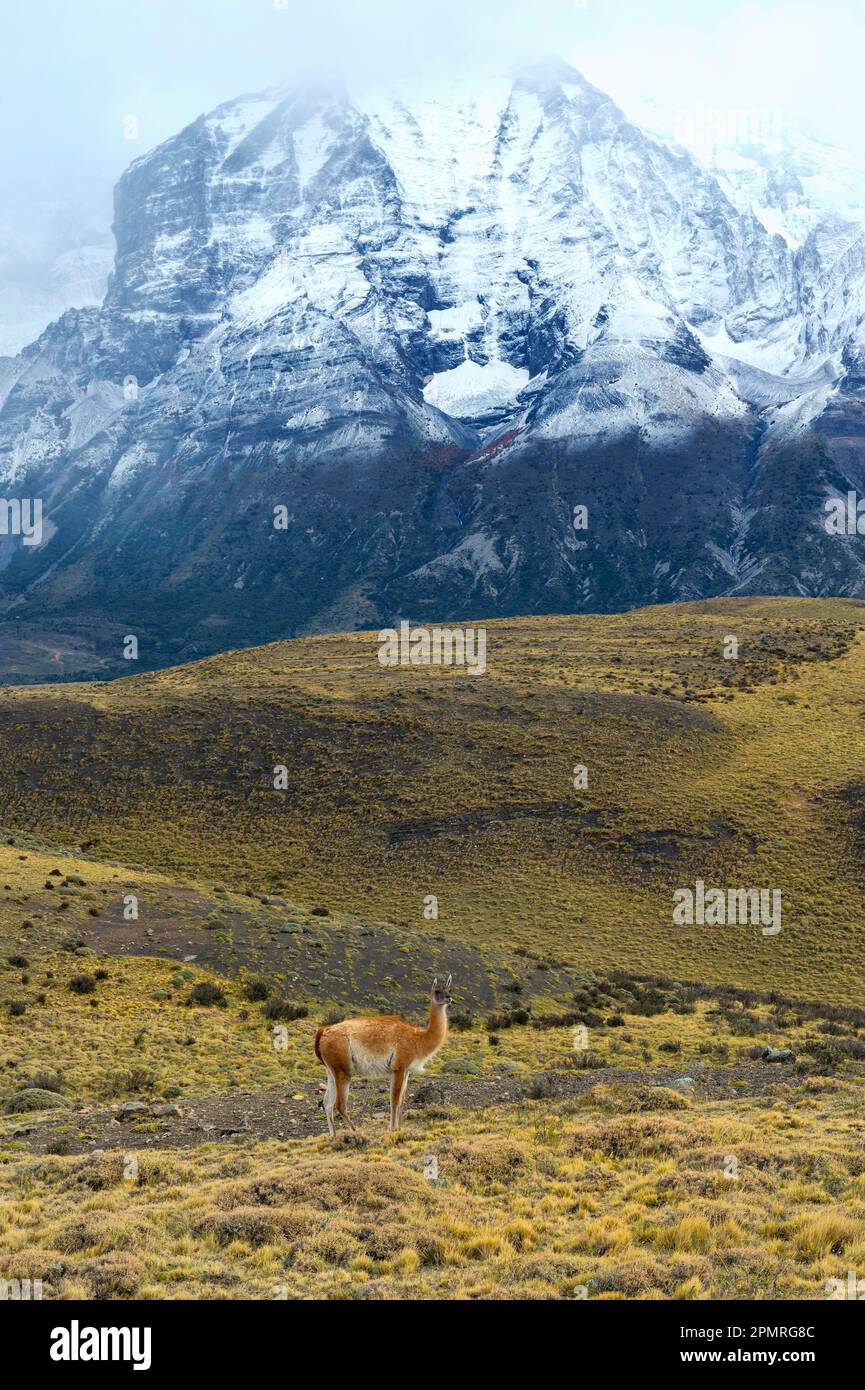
[{"x1": 314, "y1": 975, "x2": 452, "y2": 1134}]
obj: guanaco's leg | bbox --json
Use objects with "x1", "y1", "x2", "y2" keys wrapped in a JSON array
[
  {"x1": 396, "y1": 1071, "x2": 410, "y2": 1129},
  {"x1": 336, "y1": 1073, "x2": 355, "y2": 1131},
  {"x1": 389, "y1": 1068, "x2": 408, "y2": 1131},
  {"x1": 323, "y1": 1065, "x2": 336, "y2": 1137}
]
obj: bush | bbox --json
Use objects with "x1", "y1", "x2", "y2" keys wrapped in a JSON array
[
  {"x1": 188, "y1": 981, "x2": 226, "y2": 1007},
  {"x1": 486, "y1": 1008, "x2": 530, "y2": 1031},
  {"x1": 565, "y1": 1049, "x2": 606, "y2": 1070},
  {"x1": 244, "y1": 978, "x2": 270, "y2": 1002},
  {"x1": 69, "y1": 974, "x2": 96, "y2": 995},
  {"x1": 105, "y1": 1068, "x2": 158, "y2": 1098},
  {"x1": 804, "y1": 1036, "x2": 865, "y2": 1063},
  {"x1": 532, "y1": 1010, "x2": 581, "y2": 1031},
  {"x1": 263, "y1": 998, "x2": 309, "y2": 1022},
  {"x1": 441, "y1": 1056, "x2": 481, "y2": 1076},
  {"x1": 529, "y1": 1072, "x2": 558, "y2": 1099},
  {"x1": 25, "y1": 1071, "x2": 62, "y2": 1093},
  {"x1": 5, "y1": 1087, "x2": 71, "y2": 1113},
  {"x1": 448, "y1": 1009, "x2": 474, "y2": 1031},
  {"x1": 8, "y1": 1000, "x2": 26, "y2": 1017},
  {"x1": 7, "y1": 954, "x2": 29, "y2": 968},
  {"x1": 724, "y1": 1009, "x2": 763, "y2": 1036}
]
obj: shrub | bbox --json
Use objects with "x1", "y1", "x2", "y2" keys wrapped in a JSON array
[
  {"x1": 105, "y1": 1068, "x2": 158, "y2": 1098},
  {"x1": 486, "y1": 1008, "x2": 530, "y2": 1031},
  {"x1": 5, "y1": 1087, "x2": 71, "y2": 1113},
  {"x1": 244, "y1": 978, "x2": 270, "y2": 1002},
  {"x1": 448, "y1": 1009, "x2": 474, "y2": 1031},
  {"x1": 188, "y1": 981, "x2": 226, "y2": 1007},
  {"x1": 441, "y1": 1056, "x2": 481, "y2": 1076},
  {"x1": 564, "y1": 1049, "x2": 606, "y2": 1070},
  {"x1": 804, "y1": 1036, "x2": 865, "y2": 1064},
  {"x1": 25, "y1": 1071, "x2": 62, "y2": 1093},
  {"x1": 69, "y1": 974, "x2": 96, "y2": 995},
  {"x1": 263, "y1": 998, "x2": 308, "y2": 1022},
  {"x1": 724, "y1": 1009, "x2": 763, "y2": 1036},
  {"x1": 529, "y1": 1072, "x2": 558, "y2": 1099},
  {"x1": 532, "y1": 1010, "x2": 581, "y2": 1031}
]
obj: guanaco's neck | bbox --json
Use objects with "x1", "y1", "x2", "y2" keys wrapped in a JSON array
[{"x1": 423, "y1": 1002, "x2": 448, "y2": 1050}]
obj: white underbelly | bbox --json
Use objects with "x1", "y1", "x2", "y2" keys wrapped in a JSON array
[{"x1": 348, "y1": 1040, "x2": 396, "y2": 1077}]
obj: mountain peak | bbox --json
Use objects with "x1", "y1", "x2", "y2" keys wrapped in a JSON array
[
  {"x1": 512, "y1": 55, "x2": 590, "y2": 88},
  {"x1": 1, "y1": 66, "x2": 865, "y2": 676}
]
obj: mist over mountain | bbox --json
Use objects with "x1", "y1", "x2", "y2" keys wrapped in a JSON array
[{"x1": 2, "y1": 59, "x2": 865, "y2": 677}]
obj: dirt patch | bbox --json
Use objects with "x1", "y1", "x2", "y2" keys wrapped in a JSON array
[
  {"x1": 78, "y1": 890, "x2": 574, "y2": 1013},
  {"x1": 4, "y1": 1062, "x2": 801, "y2": 1157}
]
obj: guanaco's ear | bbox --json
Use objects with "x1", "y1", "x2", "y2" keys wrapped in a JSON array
[
  {"x1": 446, "y1": 974, "x2": 452, "y2": 989},
  {"x1": 432, "y1": 976, "x2": 438, "y2": 988}
]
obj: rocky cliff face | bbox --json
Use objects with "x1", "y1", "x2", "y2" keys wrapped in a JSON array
[{"x1": 2, "y1": 60, "x2": 865, "y2": 676}]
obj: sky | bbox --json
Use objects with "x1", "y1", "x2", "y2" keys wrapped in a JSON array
[{"x1": 2, "y1": 0, "x2": 863, "y2": 192}]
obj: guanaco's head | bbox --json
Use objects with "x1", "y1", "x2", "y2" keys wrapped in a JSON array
[{"x1": 431, "y1": 974, "x2": 452, "y2": 1009}]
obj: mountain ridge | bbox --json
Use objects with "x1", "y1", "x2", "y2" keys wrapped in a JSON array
[{"x1": 1, "y1": 61, "x2": 865, "y2": 677}]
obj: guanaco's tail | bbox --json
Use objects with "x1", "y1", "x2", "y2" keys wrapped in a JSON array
[{"x1": 314, "y1": 1027, "x2": 325, "y2": 1062}]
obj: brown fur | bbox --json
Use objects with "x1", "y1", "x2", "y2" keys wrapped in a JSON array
[{"x1": 315, "y1": 979, "x2": 451, "y2": 1134}]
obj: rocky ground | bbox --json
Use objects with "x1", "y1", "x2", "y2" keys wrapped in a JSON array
[{"x1": 8, "y1": 1060, "x2": 799, "y2": 1155}]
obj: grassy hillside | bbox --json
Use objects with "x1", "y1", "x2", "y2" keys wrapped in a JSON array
[
  {"x1": 5, "y1": 1074, "x2": 865, "y2": 1301},
  {"x1": 3, "y1": 869, "x2": 865, "y2": 1301},
  {"x1": 0, "y1": 596, "x2": 863, "y2": 1001},
  {"x1": 3, "y1": 596, "x2": 865, "y2": 1301}
]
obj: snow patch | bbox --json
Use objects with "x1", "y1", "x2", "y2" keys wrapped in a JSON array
[
  {"x1": 427, "y1": 301, "x2": 483, "y2": 339},
  {"x1": 422, "y1": 358, "x2": 529, "y2": 417},
  {"x1": 292, "y1": 115, "x2": 336, "y2": 194}
]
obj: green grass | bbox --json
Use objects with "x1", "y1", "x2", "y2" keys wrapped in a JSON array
[{"x1": 0, "y1": 597, "x2": 863, "y2": 1000}]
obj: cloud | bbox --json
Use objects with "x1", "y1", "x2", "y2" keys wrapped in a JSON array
[{"x1": 0, "y1": 0, "x2": 863, "y2": 215}]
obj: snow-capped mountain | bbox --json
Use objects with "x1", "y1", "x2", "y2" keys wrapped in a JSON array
[{"x1": 2, "y1": 59, "x2": 865, "y2": 675}]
